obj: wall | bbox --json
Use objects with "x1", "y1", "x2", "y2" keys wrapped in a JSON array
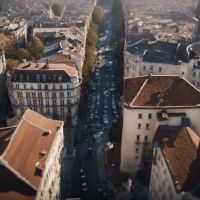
[
  {"x1": 36, "y1": 122, "x2": 64, "y2": 200},
  {"x1": 120, "y1": 106, "x2": 200, "y2": 174}
]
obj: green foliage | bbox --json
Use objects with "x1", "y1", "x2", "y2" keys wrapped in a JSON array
[
  {"x1": 79, "y1": 6, "x2": 105, "y2": 117},
  {"x1": 51, "y1": 3, "x2": 62, "y2": 17},
  {"x1": 16, "y1": 48, "x2": 32, "y2": 61},
  {"x1": 6, "y1": 59, "x2": 19, "y2": 74},
  {"x1": 4, "y1": 35, "x2": 17, "y2": 59},
  {"x1": 26, "y1": 36, "x2": 43, "y2": 60},
  {"x1": 92, "y1": 6, "x2": 105, "y2": 25}
]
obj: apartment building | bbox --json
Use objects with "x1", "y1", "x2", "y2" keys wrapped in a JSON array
[
  {"x1": 149, "y1": 124, "x2": 200, "y2": 200},
  {"x1": 124, "y1": 40, "x2": 200, "y2": 89},
  {"x1": 120, "y1": 75, "x2": 200, "y2": 174},
  {"x1": 0, "y1": 109, "x2": 64, "y2": 200},
  {"x1": 8, "y1": 61, "x2": 80, "y2": 126}
]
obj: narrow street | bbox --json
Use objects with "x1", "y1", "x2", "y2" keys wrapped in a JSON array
[{"x1": 63, "y1": 2, "x2": 120, "y2": 200}]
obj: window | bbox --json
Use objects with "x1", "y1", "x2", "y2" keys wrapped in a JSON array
[
  {"x1": 138, "y1": 123, "x2": 141, "y2": 129},
  {"x1": 144, "y1": 136, "x2": 148, "y2": 141},
  {"x1": 148, "y1": 113, "x2": 152, "y2": 119},
  {"x1": 193, "y1": 71, "x2": 196, "y2": 77},
  {"x1": 138, "y1": 113, "x2": 142, "y2": 119},
  {"x1": 135, "y1": 156, "x2": 138, "y2": 160},
  {"x1": 52, "y1": 93, "x2": 56, "y2": 98},
  {"x1": 45, "y1": 84, "x2": 48, "y2": 90},
  {"x1": 136, "y1": 135, "x2": 140, "y2": 141},
  {"x1": 143, "y1": 66, "x2": 146, "y2": 70},
  {"x1": 159, "y1": 67, "x2": 162, "y2": 72},
  {"x1": 150, "y1": 65, "x2": 153, "y2": 70},
  {"x1": 53, "y1": 100, "x2": 56, "y2": 106},
  {"x1": 136, "y1": 148, "x2": 138, "y2": 153},
  {"x1": 60, "y1": 85, "x2": 63, "y2": 90},
  {"x1": 60, "y1": 100, "x2": 64, "y2": 106},
  {"x1": 24, "y1": 84, "x2": 26, "y2": 89},
  {"x1": 60, "y1": 92, "x2": 64, "y2": 98},
  {"x1": 146, "y1": 123, "x2": 150, "y2": 130}
]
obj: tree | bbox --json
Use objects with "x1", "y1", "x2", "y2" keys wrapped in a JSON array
[
  {"x1": 5, "y1": 35, "x2": 17, "y2": 59},
  {"x1": 17, "y1": 48, "x2": 32, "y2": 61},
  {"x1": 92, "y1": 6, "x2": 105, "y2": 25},
  {"x1": 6, "y1": 59, "x2": 19, "y2": 74},
  {"x1": 51, "y1": 3, "x2": 62, "y2": 17},
  {"x1": 26, "y1": 36, "x2": 43, "y2": 60}
]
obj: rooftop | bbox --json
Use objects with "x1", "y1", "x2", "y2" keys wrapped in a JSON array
[
  {"x1": 0, "y1": 109, "x2": 62, "y2": 194},
  {"x1": 12, "y1": 62, "x2": 77, "y2": 83},
  {"x1": 155, "y1": 125, "x2": 200, "y2": 192},
  {"x1": 124, "y1": 75, "x2": 200, "y2": 107}
]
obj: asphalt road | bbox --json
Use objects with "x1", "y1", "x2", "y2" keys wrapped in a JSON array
[{"x1": 66, "y1": 6, "x2": 120, "y2": 200}]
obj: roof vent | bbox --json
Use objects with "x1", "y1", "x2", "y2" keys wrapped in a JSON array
[
  {"x1": 35, "y1": 162, "x2": 43, "y2": 176},
  {"x1": 42, "y1": 131, "x2": 49, "y2": 136},
  {"x1": 39, "y1": 150, "x2": 47, "y2": 157}
]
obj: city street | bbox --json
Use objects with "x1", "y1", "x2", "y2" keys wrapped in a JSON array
[{"x1": 66, "y1": 5, "x2": 121, "y2": 200}]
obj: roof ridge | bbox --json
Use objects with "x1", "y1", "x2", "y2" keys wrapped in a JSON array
[{"x1": 130, "y1": 76, "x2": 149, "y2": 106}]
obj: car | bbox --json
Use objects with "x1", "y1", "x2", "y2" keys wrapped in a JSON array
[
  {"x1": 82, "y1": 186, "x2": 88, "y2": 192},
  {"x1": 93, "y1": 130, "x2": 103, "y2": 138},
  {"x1": 103, "y1": 114, "x2": 108, "y2": 125}
]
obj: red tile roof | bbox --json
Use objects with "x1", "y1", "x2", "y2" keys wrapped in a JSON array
[
  {"x1": 17, "y1": 62, "x2": 77, "y2": 77},
  {"x1": 155, "y1": 126, "x2": 200, "y2": 192},
  {"x1": 1, "y1": 109, "x2": 62, "y2": 189},
  {"x1": 124, "y1": 75, "x2": 200, "y2": 107}
]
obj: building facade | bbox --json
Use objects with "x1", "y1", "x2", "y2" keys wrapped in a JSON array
[
  {"x1": 124, "y1": 41, "x2": 200, "y2": 89},
  {"x1": 0, "y1": 109, "x2": 64, "y2": 200},
  {"x1": 8, "y1": 62, "x2": 80, "y2": 126},
  {"x1": 120, "y1": 75, "x2": 200, "y2": 174}
]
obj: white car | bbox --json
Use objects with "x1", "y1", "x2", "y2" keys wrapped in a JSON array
[{"x1": 103, "y1": 114, "x2": 108, "y2": 125}]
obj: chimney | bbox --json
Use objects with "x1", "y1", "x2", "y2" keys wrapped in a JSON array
[{"x1": 46, "y1": 59, "x2": 49, "y2": 69}]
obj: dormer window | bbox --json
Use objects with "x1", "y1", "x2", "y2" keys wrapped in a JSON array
[
  {"x1": 13, "y1": 74, "x2": 17, "y2": 81},
  {"x1": 58, "y1": 75, "x2": 62, "y2": 82},
  {"x1": 36, "y1": 74, "x2": 40, "y2": 82},
  {"x1": 43, "y1": 75, "x2": 46, "y2": 82},
  {"x1": 26, "y1": 74, "x2": 30, "y2": 81},
  {"x1": 53, "y1": 74, "x2": 57, "y2": 81},
  {"x1": 19, "y1": 74, "x2": 23, "y2": 81}
]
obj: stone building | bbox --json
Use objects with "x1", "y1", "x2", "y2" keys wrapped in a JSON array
[
  {"x1": 0, "y1": 109, "x2": 64, "y2": 200},
  {"x1": 120, "y1": 75, "x2": 200, "y2": 174},
  {"x1": 149, "y1": 124, "x2": 200, "y2": 200},
  {"x1": 124, "y1": 40, "x2": 200, "y2": 89},
  {"x1": 8, "y1": 61, "x2": 80, "y2": 126}
]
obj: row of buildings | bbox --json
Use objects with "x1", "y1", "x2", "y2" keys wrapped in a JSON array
[
  {"x1": 118, "y1": 0, "x2": 200, "y2": 199},
  {"x1": 0, "y1": 0, "x2": 97, "y2": 126},
  {"x1": 0, "y1": 0, "x2": 98, "y2": 199}
]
